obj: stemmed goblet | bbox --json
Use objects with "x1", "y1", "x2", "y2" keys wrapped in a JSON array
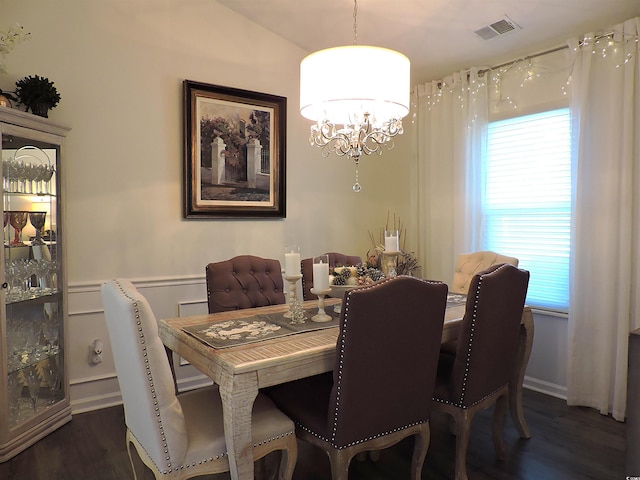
[
  {"x1": 9, "y1": 211, "x2": 28, "y2": 246},
  {"x1": 23, "y1": 366, "x2": 41, "y2": 412},
  {"x1": 40, "y1": 357, "x2": 60, "y2": 404},
  {"x1": 29, "y1": 212, "x2": 47, "y2": 245},
  {"x1": 8, "y1": 372, "x2": 24, "y2": 422}
]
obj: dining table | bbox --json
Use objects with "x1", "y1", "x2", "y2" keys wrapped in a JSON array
[{"x1": 158, "y1": 295, "x2": 534, "y2": 480}]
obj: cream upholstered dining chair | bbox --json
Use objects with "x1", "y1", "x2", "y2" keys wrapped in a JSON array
[
  {"x1": 268, "y1": 276, "x2": 448, "y2": 480},
  {"x1": 205, "y1": 255, "x2": 285, "y2": 313},
  {"x1": 433, "y1": 263, "x2": 529, "y2": 480},
  {"x1": 301, "y1": 252, "x2": 362, "y2": 300},
  {"x1": 101, "y1": 279, "x2": 297, "y2": 479},
  {"x1": 450, "y1": 250, "x2": 519, "y2": 294}
]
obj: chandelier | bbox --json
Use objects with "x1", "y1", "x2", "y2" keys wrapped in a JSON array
[{"x1": 299, "y1": 0, "x2": 410, "y2": 192}]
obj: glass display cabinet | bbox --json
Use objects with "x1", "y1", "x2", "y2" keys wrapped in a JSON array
[{"x1": 0, "y1": 108, "x2": 70, "y2": 461}]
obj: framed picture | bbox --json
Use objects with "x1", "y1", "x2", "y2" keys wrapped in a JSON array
[{"x1": 183, "y1": 80, "x2": 286, "y2": 218}]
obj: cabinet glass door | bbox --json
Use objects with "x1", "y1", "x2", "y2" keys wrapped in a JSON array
[{"x1": 2, "y1": 133, "x2": 63, "y2": 429}]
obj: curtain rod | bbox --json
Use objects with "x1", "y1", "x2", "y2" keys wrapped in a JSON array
[{"x1": 478, "y1": 44, "x2": 569, "y2": 76}]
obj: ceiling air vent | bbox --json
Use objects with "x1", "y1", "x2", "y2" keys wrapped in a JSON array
[{"x1": 474, "y1": 16, "x2": 521, "y2": 40}]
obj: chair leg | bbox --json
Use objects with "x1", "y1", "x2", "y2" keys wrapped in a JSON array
[
  {"x1": 328, "y1": 448, "x2": 353, "y2": 480},
  {"x1": 492, "y1": 393, "x2": 508, "y2": 461},
  {"x1": 255, "y1": 456, "x2": 267, "y2": 479},
  {"x1": 410, "y1": 428, "x2": 430, "y2": 480},
  {"x1": 278, "y1": 441, "x2": 298, "y2": 480},
  {"x1": 126, "y1": 438, "x2": 144, "y2": 480},
  {"x1": 452, "y1": 410, "x2": 473, "y2": 480}
]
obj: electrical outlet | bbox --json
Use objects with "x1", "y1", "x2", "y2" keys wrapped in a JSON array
[{"x1": 88, "y1": 339, "x2": 103, "y2": 365}]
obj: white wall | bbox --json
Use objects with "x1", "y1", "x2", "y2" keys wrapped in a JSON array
[{"x1": 2, "y1": 0, "x2": 413, "y2": 411}]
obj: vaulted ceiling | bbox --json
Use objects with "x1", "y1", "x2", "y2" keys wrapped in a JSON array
[{"x1": 218, "y1": 0, "x2": 640, "y2": 83}]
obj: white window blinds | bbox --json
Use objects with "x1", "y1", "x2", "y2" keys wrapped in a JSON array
[{"x1": 483, "y1": 108, "x2": 571, "y2": 312}]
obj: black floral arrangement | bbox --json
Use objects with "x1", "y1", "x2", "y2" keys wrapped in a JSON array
[{"x1": 15, "y1": 74, "x2": 61, "y2": 117}]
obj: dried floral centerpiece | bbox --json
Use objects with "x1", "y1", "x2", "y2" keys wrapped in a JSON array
[{"x1": 367, "y1": 211, "x2": 420, "y2": 276}]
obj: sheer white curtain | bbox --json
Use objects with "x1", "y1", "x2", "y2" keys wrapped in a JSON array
[
  {"x1": 411, "y1": 68, "x2": 488, "y2": 283},
  {"x1": 567, "y1": 17, "x2": 640, "y2": 421}
]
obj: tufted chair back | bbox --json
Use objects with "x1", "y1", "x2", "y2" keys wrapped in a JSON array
[
  {"x1": 206, "y1": 255, "x2": 285, "y2": 313},
  {"x1": 450, "y1": 250, "x2": 519, "y2": 294},
  {"x1": 301, "y1": 252, "x2": 362, "y2": 300},
  {"x1": 101, "y1": 279, "x2": 188, "y2": 473}
]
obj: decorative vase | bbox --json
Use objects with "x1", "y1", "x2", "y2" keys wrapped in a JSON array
[{"x1": 31, "y1": 102, "x2": 53, "y2": 118}]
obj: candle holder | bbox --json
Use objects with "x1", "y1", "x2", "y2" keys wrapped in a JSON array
[
  {"x1": 283, "y1": 274, "x2": 305, "y2": 324},
  {"x1": 382, "y1": 251, "x2": 399, "y2": 278},
  {"x1": 310, "y1": 287, "x2": 332, "y2": 322}
]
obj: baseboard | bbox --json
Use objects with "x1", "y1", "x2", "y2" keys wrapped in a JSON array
[{"x1": 523, "y1": 375, "x2": 567, "y2": 400}]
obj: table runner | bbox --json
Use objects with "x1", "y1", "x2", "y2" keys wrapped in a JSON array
[
  {"x1": 182, "y1": 307, "x2": 341, "y2": 349},
  {"x1": 447, "y1": 293, "x2": 467, "y2": 306},
  {"x1": 183, "y1": 293, "x2": 468, "y2": 350}
]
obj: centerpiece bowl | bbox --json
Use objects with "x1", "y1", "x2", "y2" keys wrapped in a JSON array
[{"x1": 327, "y1": 284, "x2": 359, "y2": 314}]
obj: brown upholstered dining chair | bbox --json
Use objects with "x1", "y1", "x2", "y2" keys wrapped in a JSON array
[
  {"x1": 101, "y1": 279, "x2": 297, "y2": 480},
  {"x1": 268, "y1": 275, "x2": 448, "y2": 480},
  {"x1": 450, "y1": 250, "x2": 519, "y2": 295},
  {"x1": 205, "y1": 255, "x2": 285, "y2": 313},
  {"x1": 301, "y1": 252, "x2": 362, "y2": 300},
  {"x1": 433, "y1": 263, "x2": 530, "y2": 480}
]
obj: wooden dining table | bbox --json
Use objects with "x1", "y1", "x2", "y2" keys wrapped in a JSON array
[{"x1": 158, "y1": 297, "x2": 534, "y2": 480}]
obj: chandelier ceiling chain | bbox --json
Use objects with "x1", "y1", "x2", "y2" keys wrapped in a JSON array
[
  {"x1": 353, "y1": 0, "x2": 358, "y2": 45},
  {"x1": 299, "y1": 0, "x2": 410, "y2": 192}
]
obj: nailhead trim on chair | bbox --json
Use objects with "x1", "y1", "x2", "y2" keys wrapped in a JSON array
[
  {"x1": 433, "y1": 264, "x2": 511, "y2": 409},
  {"x1": 115, "y1": 280, "x2": 295, "y2": 475},
  {"x1": 326, "y1": 276, "x2": 438, "y2": 448},
  {"x1": 113, "y1": 280, "x2": 174, "y2": 473}
]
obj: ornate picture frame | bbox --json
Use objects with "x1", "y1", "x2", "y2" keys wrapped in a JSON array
[{"x1": 183, "y1": 80, "x2": 286, "y2": 218}]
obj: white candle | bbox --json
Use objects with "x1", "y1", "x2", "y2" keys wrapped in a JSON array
[
  {"x1": 384, "y1": 231, "x2": 399, "y2": 252},
  {"x1": 313, "y1": 260, "x2": 330, "y2": 290},
  {"x1": 284, "y1": 252, "x2": 301, "y2": 276}
]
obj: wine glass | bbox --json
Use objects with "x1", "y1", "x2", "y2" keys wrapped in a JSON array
[
  {"x1": 29, "y1": 212, "x2": 47, "y2": 245},
  {"x1": 41, "y1": 164, "x2": 55, "y2": 194},
  {"x1": 9, "y1": 211, "x2": 28, "y2": 246},
  {"x1": 23, "y1": 366, "x2": 41, "y2": 412},
  {"x1": 8, "y1": 371, "x2": 24, "y2": 421},
  {"x1": 36, "y1": 259, "x2": 51, "y2": 294},
  {"x1": 42, "y1": 315, "x2": 59, "y2": 355},
  {"x1": 3, "y1": 158, "x2": 19, "y2": 192},
  {"x1": 39, "y1": 357, "x2": 60, "y2": 404}
]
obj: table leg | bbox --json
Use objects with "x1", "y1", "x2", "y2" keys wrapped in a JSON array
[
  {"x1": 164, "y1": 346, "x2": 178, "y2": 395},
  {"x1": 509, "y1": 309, "x2": 535, "y2": 439},
  {"x1": 218, "y1": 369, "x2": 259, "y2": 480}
]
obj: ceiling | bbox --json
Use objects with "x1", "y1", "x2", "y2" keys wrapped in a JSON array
[{"x1": 217, "y1": 0, "x2": 640, "y2": 83}]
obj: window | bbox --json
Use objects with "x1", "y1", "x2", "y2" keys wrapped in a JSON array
[{"x1": 482, "y1": 108, "x2": 571, "y2": 311}]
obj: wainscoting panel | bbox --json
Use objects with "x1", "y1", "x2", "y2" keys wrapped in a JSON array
[
  {"x1": 67, "y1": 276, "x2": 212, "y2": 413},
  {"x1": 66, "y1": 276, "x2": 568, "y2": 413}
]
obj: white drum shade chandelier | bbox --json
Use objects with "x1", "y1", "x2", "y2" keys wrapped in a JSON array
[{"x1": 300, "y1": 0, "x2": 410, "y2": 192}]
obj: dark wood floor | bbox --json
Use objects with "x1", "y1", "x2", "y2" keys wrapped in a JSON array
[{"x1": 0, "y1": 389, "x2": 626, "y2": 480}]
